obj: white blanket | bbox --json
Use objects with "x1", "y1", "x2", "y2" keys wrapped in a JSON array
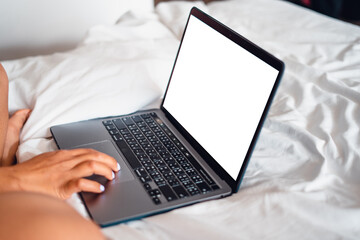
[{"x1": 3, "y1": 0, "x2": 360, "y2": 239}]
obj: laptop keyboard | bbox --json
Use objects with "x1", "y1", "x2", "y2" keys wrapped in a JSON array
[{"x1": 103, "y1": 112, "x2": 219, "y2": 205}]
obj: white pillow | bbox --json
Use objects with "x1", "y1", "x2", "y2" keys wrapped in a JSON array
[
  {"x1": 3, "y1": 12, "x2": 178, "y2": 161},
  {"x1": 0, "y1": 0, "x2": 154, "y2": 60}
]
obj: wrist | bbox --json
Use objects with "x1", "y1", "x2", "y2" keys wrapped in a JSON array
[{"x1": 0, "y1": 166, "x2": 22, "y2": 193}]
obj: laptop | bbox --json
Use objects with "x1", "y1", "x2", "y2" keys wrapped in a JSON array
[{"x1": 51, "y1": 7, "x2": 284, "y2": 227}]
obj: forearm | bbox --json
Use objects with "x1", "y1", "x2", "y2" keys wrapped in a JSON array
[
  {"x1": 0, "y1": 63, "x2": 9, "y2": 162},
  {"x1": 0, "y1": 166, "x2": 21, "y2": 193}
]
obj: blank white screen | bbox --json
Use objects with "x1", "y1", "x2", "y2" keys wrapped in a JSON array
[{"x1": 163, "y1": 16, "x2": 279, "y2": 179}]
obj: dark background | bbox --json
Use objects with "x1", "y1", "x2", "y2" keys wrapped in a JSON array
[
  {"x1": 287, "y1": 0, "x2": 360, "y2": 21},
  {"x1": 155, "y1": 0, "x2": 360, "y2": 25}
]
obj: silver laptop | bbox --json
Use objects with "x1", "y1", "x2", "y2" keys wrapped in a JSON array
[{"x1": 51, "y1": 7, "x2": 284, "y2": 227}]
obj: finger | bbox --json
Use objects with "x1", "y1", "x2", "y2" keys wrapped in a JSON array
[
  {"x1": 65, "y1": 149, "x2": 120, "y2": 172},
  {"x1": 62, "y1": 178, "x2": 105, "y2": 199},
  {"x1": 79, "y1": 150, "x2": 119, "y2": 172},
  {"x1": 9, "y1": 109, "x2": 31, "y2": 124},
  {"x1": 53, "y1": 148, "x2": 98, "y2": 158},
  {"x1": 51, "y1": 148, "x2": 101, "y2": 159},
  {"x1": 81, "y1": 151, "x2": 120, "y2": 172},
  {"x1": 52, "y1": 149, "x2": 120, "y2": 172},
  {"x1": 70, "y1": 160, "x2": 115, "y2": 181}
]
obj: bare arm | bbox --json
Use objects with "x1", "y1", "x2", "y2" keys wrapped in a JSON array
[
  {"x1": 0, "y1": 148, "x2": 120, "y2": 199},
  {"x1": 0, "y1": 63, "x2": 9, "y2": 164},
  {"x1": 0, "y1": 63, "x2": 120, "y2": 199}
]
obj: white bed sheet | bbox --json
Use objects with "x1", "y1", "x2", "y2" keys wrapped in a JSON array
[{"x1": 3, "y1": 0, "x2": 360, "y2": 239}]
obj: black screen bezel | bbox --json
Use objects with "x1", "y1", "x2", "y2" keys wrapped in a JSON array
[{"x1": 160, "y1": 7, "x2": 285, "y2": 193}]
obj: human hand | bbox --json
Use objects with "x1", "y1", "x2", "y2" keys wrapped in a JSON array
[
  {"x1": 0, "y1": 149, "x2": 120, "y2": 199},
  {"x1": 1, "y1": 109, "x2": 31, "y2": 167}
]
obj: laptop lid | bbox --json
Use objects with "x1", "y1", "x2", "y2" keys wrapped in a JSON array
[{"x1": 161, "y1": 7, "x2": 284, "y2": 192}]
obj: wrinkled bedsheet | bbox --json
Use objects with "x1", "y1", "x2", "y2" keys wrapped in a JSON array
[{"x1": 3, "y1": 0, "x2": 360, "y2": 239}]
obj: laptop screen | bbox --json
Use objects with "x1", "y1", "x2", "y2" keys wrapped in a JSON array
[{"x1": 162, "y1": 15, "x2": 279, "y2": 180}]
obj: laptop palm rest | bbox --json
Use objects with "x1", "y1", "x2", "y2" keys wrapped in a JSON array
[{"x1": 74, "y1": 141, "x2": 157, "y2": 225}]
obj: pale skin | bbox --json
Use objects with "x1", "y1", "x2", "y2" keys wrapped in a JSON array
[{"x1": 0, "y1": 63, "x2": 119, "y2": 239}]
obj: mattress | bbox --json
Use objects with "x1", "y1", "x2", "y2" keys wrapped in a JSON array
[{"x1": 3, "y1": 0, "x2": 360, "y2": 239}]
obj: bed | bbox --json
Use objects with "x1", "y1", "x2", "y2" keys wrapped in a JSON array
[{"x1": 2, "y1": 0, "x2": 360, "y2": 239}]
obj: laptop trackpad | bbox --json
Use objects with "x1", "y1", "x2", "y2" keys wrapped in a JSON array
[{"x1": 71, "y1": 140, "x2": 135, "y2": 184}]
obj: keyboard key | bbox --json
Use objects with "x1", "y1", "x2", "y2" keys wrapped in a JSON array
[
  {"x1": 187, "y1": 186, "x2": 201, "y2": 196},
  {"x1": 181, "y1": 163, "x2": 191, "y2": 168},
  {"x1": 173, "y1": 185, "x2": 189, "y2": 198},
  {"x1": 120, "y1": 129, "x2": 129, "y2": 134},
  {"x1": 145, "y1": 117, "x2": 154, "y2": 123},
  {"x1": 140, "y1": 175, "x2": 152, "y2": 183},
  {"x1": 122, "y1": 117, "x2": 134, "y2": 126},
  {"x1": 191, "y1": 175, "x2": 203, "y2": 184},
  {"x1": 132, "y1": 115, "x2": 143, "y2": 123},
  {"x1": 167, "y1": 179, "x2": 180, "y2": 187},
  {"x1": 128, "y1": 125, "x2": 138, "y2": 130},
  {"x1": 141, "y1": 113, "x2": 151, "y2": 119},
  {"x1": 135, "y1": 168, "x2": 147, "y2": 177},
  {"x1": 131, "y1": 128, "x2": 141, "y2": 135},
  {"x1": 135, "y1": 134, "x2": 145, "y2": 141},
  {"x1": 113, "y1": 119, "x2": 127, "y2": 130},
  {"x1": 196, "y1": 182, "x2": 212, "y2": 193},
  {"x1": 143, "y1": 145, "x2": 154, "y2": 151},
  {"x1": 140, "y1": 126, "x2": 150, "y2": 132},
  {"x1": 144, "y1": 183, "x2": 152, "y2": 191},
  {"x1": 134, "y1": 149, "x2": 145, "y2": 155},
  {"x1": 169, "y1": 164, "x2": 180, "y2": 171},
  {"x1": 177, "y1": 174, "x2": 188, "y2": 180},
  {"x1": 115, "y1": 140, "x2": 141, "y2": 169},
  {"x1": 137, "y1": 155, "x2": 149, "y2": 161},
  {"x1": 123, "y1": 134, "x2": 133, "y2": 140},
  {"x1": 152, "y1": 197, "x2": 161, "y2": 205},
  {"x1": 145, "y1": 149, "x2": 156, "y2": 155},
  {"x1": 112, "y1": 134, "x2": 123, "y2": 142},
  {"x1": 137, "y1": 121, "x2": 146, "y2": 128},
  {"x1": 173, "y1": 169, "x2": 185, "y2": 176},
  {"x1": 163, "y1": 172, "x2": 174, "y2": 179},
  {"x1": 155, "y1": 178, "x2": 166, "y2": 186},
  {"x1": 103, "y1": 120, "x2": 113, "y2": 126},
  {"x1": 145, "y1": 165, "x2": 156, "y2": 171},
  {"x1": 158, "y1": 166, "x2": 170, "y2": 174},
  {"x1": 106, "y1": 125, "x2": 116, "y2": 130},
  {"x1": 148, "y1": 189, "x2": 161, "y2": 197},
  {"x1": 142, "y1": 160, "x2": 153, "y2": 167},
  {"x1": 150, "y1": 172, "x2": 161, "y2": 179},
  {"x1": 150, "y1": 155, "x2": 161, "y2": 161},
  {"x1": 126, "y1": 139, "x2": 137, "y2": 145},
  {"x1": 159, "y1": 185, "x2": 178, "y2": 202},
  {"x1": 129, "y1": 143, "x2": 141, "y2": 150},
  {"x1": 109, "y1": 129, "x2": 119, "y2": 135}
]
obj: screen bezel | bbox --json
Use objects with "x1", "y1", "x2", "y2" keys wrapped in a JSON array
[{"x1": 160, "y1": 7, "x2": 285, "y2": 193}]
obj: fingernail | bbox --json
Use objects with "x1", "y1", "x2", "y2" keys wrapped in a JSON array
[
  {"x1": 112, "y1": 171, "x2": 115, "y2": 179},
  {"x1": 100, "y1": 185, "x2": 105, "y2": 192},
  {"x1": 117, "y1": 163, "x2": 121, "y2": 171}
]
